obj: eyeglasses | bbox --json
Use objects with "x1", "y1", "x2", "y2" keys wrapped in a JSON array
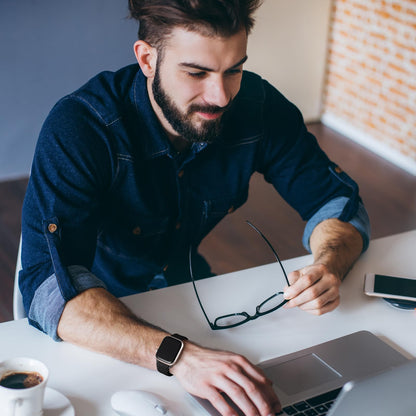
[{"x1": 188, "y1": 220, "x2": 291, "y2": 330}]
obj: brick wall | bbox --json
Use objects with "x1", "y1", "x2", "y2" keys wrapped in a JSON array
[{"x1": 322, "y1": 0, "x2": 416, "y2": 175}]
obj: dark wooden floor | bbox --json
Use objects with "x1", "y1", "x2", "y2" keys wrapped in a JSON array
[{"x1": 1, "y1": 122, "x2": 415, "y2": 323}]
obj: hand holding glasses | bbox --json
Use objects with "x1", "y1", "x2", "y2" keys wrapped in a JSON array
[{"x1": 188, "y1": 220, "x2": 291, "y2": 330}]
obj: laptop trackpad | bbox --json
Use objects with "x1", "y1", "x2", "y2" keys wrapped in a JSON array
[{"x1": 264, "y1": 353, "x2": 342, "y2": 396}]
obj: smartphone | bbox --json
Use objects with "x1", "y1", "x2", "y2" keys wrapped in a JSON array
[{"x1": 364, "y1": 273, "x2": 416, "y2": 302}]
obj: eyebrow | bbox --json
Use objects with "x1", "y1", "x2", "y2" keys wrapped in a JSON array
[{"x1": 179, "y1": 55, "x2": 248, "y2": 72}]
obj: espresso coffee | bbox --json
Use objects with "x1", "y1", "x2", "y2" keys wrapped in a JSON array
[{"x1": 0, "y1": 371, "x2": 43, "y2": 389}]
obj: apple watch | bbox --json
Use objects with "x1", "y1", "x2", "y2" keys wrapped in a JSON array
[{"x1": 156, "y1": 333, "x2": 187, "y2": 376}]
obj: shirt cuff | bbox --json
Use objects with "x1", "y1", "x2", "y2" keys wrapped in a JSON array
[
  {"x1": 302, "y1": 196, "x2": 371, "y2": 253},
  {"x1": 28, "y1": 265, "x2": 107, "y2": 341}
]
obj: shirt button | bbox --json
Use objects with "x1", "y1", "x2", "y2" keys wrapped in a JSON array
[
  {"x1": 228, "y1": 206, "x2": 235, "y2": 214},
  {"x1": 132, "y1": 226, "x2": 141, "y2": 235},
  {"x1": 48, "y1": 223, "x2": 58, "y2": 233},
  {"x1": 163, "y1": 264, "x2": 169, "y2": 272},
  {"x1": 175, "y1": 222, "x2": 181, "y2": 230},
  {"x1": 178, "y1": 170, "x2": 184, "y2": 178}
]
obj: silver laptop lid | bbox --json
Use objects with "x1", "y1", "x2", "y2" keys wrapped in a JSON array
[{"x1": 328, "y1": 359, "x2": 416, "y2": 416}]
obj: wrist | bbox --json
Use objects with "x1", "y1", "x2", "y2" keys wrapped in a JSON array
[
  {"x1": 312, "y1": 258, "x2": 344, "y2": 281},
  {"x1": 310, "y1": 219, "x2": 363, "y2": 280}
]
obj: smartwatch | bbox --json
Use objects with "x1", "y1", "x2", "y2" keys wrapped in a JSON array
[{"x1": 156, "y1": 333, "x2": 187, "y2": 376}]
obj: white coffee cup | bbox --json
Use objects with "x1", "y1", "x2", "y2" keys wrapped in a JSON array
[{"x1": 0, "y1": 357, "x2": 49, "y2": 416}]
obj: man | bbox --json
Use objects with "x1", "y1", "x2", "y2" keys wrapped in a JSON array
[{"x1": 20, "y1": 1, "x2": 369, "y2": 415}]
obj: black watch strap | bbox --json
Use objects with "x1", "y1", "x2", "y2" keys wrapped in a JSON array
[
  {"x1": 156, "y1": 360, "x2": 173, "y2": 377},
  {"x1": 156, "y1": 333, "x2": 187, "y2": 377}
]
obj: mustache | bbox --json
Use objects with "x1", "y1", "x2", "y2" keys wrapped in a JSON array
[{"x1": 188, "y1": 100, "x2": 233, "y2": 115}]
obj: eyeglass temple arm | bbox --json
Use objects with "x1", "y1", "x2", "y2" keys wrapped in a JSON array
[
  {"x1": 188, "y1": 247, "x2": 215, "y2": 329},
  {"x1": 245, "y1": 220, "x2": 291, "y2": 286}
]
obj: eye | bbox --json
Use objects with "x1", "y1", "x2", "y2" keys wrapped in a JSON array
[
  {"x1": 226, "y1": 68, "x2": 243, "y2": 76},
  {"x1": 187, "y1": 71, "x2": 206, "y2": 78}
]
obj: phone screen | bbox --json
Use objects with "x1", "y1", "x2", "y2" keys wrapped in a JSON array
[{"x1": 374, "y1": 274, "x2": 416, "y2": 298}]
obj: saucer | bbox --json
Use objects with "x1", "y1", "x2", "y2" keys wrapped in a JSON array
[{"x1": 44, "y1": 387, "x2": 75, "y2": 416}]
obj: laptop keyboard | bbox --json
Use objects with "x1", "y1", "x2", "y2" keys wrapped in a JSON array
[{"x1": 276, "y1": 387, "x2": 342, "y2": 416}]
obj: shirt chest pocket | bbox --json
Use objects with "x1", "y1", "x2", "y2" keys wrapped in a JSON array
[
  {"x1": 98, "y1": 216, "x2": 171, "y2": 261},
  {"x1": 199, "y1": 189, "x2": 248, "y2": 237},
  {"x1": 129, "y1": 217, "x2": 169, "y2": 238}
]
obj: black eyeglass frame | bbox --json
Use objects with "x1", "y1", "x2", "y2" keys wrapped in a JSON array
[{"x1": 188, "y1": 220, "x2": 291, "y2": 330}]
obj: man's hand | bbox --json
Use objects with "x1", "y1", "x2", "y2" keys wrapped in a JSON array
[
  {"x1": 58, "y1": 289, "x2": 280, "y2": 416},
  {"x1": 171, "y1": 342, "x2": 281, "y2": 416},
  {"x1": 283, "y1": 218, "x2": 363, "y2": 315},
  {"x1": 283, "y1": 264, "x2": 342, "y2": 315}
]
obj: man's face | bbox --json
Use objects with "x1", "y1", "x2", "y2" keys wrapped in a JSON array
[{"x1": 148, "y1": 27, "x2": 248, "y2": 143}]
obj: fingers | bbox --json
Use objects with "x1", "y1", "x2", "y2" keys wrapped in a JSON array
[
  {"x1": 283, "y1": 264, "x2": 341, "y2": 315},
  {"x1": 204, "y1": 356, "x2": 280, "y2": 416},
  {"x1": 172, "y1": 343, "x2": 281, "y2": 416},
  {"x1": 223, "y1": 356, "x2": 281, "y2": 416}
]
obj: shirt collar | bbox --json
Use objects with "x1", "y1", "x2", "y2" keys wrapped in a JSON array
[{"x1": 131, "y1": 69, "x2": 171, "y2": 159}]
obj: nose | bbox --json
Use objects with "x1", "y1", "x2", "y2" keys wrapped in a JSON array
[{"x1": 203, "y1": 75, "x2": 230, "y2": 108}]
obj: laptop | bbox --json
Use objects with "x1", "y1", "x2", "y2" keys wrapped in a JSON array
[
  {"x1": 325, "y1": 358, "x2": 416, "y2": 416},
  {"x1": 190, "y1": 330, "x2": 411, "y2": 415}
]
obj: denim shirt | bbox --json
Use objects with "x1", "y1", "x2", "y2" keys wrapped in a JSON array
[{"x1": 20, "y1": 65, "x2": 370, "y2": 340}]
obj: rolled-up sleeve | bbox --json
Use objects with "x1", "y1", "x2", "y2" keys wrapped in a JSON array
[
  {"x1": 28, "y1": 266, "x2": 106, "y2": 341},
  {"x1": 302, "y1": 197, "x2": 370, "y2": 253}
]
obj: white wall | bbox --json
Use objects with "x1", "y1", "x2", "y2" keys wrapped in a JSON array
[
  {"x1": 0, "y1": 0, "x2": 331, "y2": 180},
  {"x1": 246, "y1": 0, "x2": 332, "y2": 122}
]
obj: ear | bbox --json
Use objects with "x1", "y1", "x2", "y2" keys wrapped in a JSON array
[{"x1": 133, "y1": 40, "x2": 157, "y2": 78}]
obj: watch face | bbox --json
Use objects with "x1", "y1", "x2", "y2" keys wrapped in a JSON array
[{"x1": 156, "y1": 336, "x2": 183, "y2": 364}]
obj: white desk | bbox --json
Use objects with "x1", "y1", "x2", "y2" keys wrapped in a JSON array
[{"x1": 1, "y1": 230, "x2": 415, "y2": 415}]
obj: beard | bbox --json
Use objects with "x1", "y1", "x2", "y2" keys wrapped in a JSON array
[{"x1": 152, "y1": 64, "x2": 231, "y2": 144}]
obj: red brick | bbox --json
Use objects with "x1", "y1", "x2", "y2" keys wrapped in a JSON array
[{"x1": 324, "y1": 0, "x2": 416, "y2": 163}]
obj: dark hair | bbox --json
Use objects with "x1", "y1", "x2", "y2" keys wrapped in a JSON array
[{"x1": 128, "y1": 0, "x2": 262, "y2": 50}]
